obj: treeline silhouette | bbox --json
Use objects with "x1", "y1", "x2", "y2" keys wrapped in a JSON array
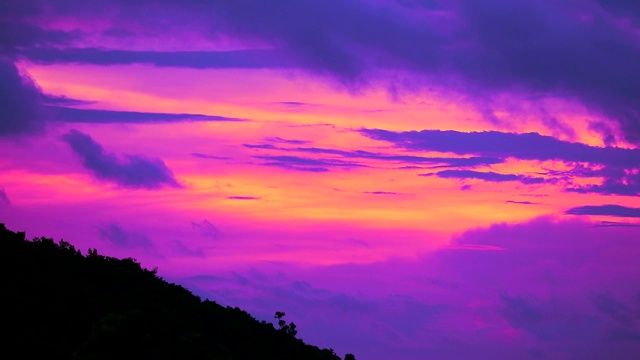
[{"x1": 1, "y1": 224, "x2": 355, "y2": 360}]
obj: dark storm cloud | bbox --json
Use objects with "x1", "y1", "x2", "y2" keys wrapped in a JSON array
[
  {"x1": 62, "y1": 129, "x2": 181, "y2": 189},
  {"x1": 425, "y1": 169, "x2": 547, "y2": 185},
  {"x1": 48, "y1": 106, "x2": 241, "y2": 124},
  {"x1": 0, "y1": 57, "x2": 44, "y2": 135},
  {"x1": 21, "y1": 47, "x2": 292, "y2": 69},
  {"x1": 565, "y1": 205, "x2": 640, "y2": 218}
]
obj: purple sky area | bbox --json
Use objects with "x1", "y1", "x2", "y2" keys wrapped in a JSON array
[{"x1": 2, "y1": 1, "x2": 640, "y2": 359}]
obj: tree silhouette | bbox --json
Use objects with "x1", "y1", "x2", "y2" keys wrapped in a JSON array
[
  {"x1": 1, "y1": 223, "x2": 345, "y2": 360},
  {"x1": 274, "y1": 311, "x2": 298, "y2": 337},
  {"x1": 344, "y1": 354, "x2": 356, "y2": 360}
]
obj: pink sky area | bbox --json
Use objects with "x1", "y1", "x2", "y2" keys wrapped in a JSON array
[{"x1": 2, "y1": 1, "x2": 640, "y2": 359}]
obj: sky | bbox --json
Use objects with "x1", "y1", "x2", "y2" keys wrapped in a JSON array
[{"x1": 2, "y1": 0, "x2": 640, "y2": 359}]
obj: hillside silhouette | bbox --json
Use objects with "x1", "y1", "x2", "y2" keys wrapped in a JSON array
[{"x1": 1, "y1": 224, "x2": 355, "y2": 360}]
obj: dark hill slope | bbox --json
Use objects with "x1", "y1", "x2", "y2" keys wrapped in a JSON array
[{"x1": 1, "y1": 224, "x2": 346, "y2": 360}]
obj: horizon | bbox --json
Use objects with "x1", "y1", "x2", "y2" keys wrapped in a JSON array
[{"x1": 2, "y1": 1, "x2": 640, "y2": 359}]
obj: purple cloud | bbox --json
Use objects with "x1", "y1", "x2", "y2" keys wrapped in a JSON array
[
  {"x1": 21, "y1": 47, "x2": 292, "y2": 69},
  {"x1": 363, "y1": 128, "x2": 640, "y2": 196},
  {"x1": 423, "y1": 169, "x2": 547, "y2": 185},
  {"x1": 263, "y1": 136, "x2": 311, "y2": 145},
  {"x1": 0, "y1": 187, "x2": 10, "y2": 206},
  {"x1": 254, "y1": 154, "x2": 365, "y2": 172},
  {"x1": 506, "y1": 200, "x2": 538, "y2": 205},
  {"x1": 566, "y1": 204, "x2": 640, "y2": 218},
  {"x1": 0, "y1": 58, "x2": 44, "y2": 135},
  {"x1": 363, "y1": 191, "x2": 397, "y2": 195},
  {"x1": 0, "y1": 21, "x2": 77, "y2": 55},
  {"x1": 62, "y1": 129, "x2": 181, "y2": 189},
  {"x1": 98, "y1": 223, "x2": 152, "y2": 249},
  {"x1": 244, "y1": 142, "x2": 503, "y2": 168},
  {"x1": 48, "y1": 106, "x2": 241, "y2": 124},
  {"x1": 191, "y1": 219, "x2": 221, "y2": 241},
  {"x1": 6, "y1": 0, "x2": 640, "y2": 142},
  {"x1": 567, "y1": 171, "x2": 640, "y2": 196},
  {"x1": 226, "y1": 196, "x2": 260, "y2": 200},
  {"x1": 191, "y1": 153, "x2": 231, "y2": 160},
  {"x1": 361, "y1": 129, "x2": 640, "y2": 168}
]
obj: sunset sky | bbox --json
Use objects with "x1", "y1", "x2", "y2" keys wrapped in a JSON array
[{"x1": 2, "y1": 1, "x2": 640, "y2": 359}]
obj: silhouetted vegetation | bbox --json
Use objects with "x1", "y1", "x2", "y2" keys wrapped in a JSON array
[
  {"x1": 1, "y1": 224, "x2": 353, "y2": 359},
  {"x1": 274, "y1": 311, "x2": 298, "y2": 338}
]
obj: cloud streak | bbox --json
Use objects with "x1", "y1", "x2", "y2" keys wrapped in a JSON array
[
  {"x1": 48, "y1": 106, "x2": 241, "y2": 124},
  {"x1": 566, "y1": 205, "x2": 640, "y2": 218},
  {"x1": 361, "y1": 129, "x2": 640, "y2": 168},
  {"x1": 253, "y1": 154, "x2": 365, "y2": 172},
  {"x1": 424, "y1": 169, "x2": 547, "y2": 185},
  {"x1": 245, "y1": 142, "x2": 503, "y2": 168}
]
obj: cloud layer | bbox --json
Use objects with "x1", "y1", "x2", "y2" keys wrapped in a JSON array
[{"x1": 5, "y1": 0, "x2": 640, "y2": 142}]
